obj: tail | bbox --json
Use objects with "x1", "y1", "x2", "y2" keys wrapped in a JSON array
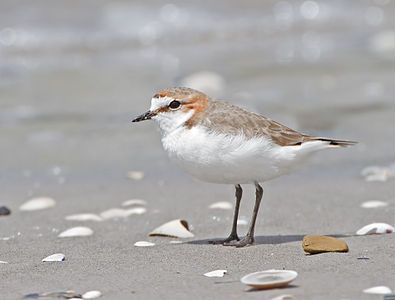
[{"x1": 310, "y1": 137, "x2": 357, "y2": 147}]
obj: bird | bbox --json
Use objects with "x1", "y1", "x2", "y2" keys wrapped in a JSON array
[{"x1": 132, "y1": 87, "x2": 356, "y2": 247}]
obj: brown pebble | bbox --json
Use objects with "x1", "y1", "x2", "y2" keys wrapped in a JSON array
[{"x1": 302, "y1": 235, "x2": 349, "y2": 254}]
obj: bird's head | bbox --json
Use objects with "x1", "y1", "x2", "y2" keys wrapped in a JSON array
[{"x1": 132, "y1": 87, "x2": 209, "y2": 134}]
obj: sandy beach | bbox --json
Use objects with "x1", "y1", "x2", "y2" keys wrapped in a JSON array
[{"x1": 1, "y1": 1, "x2": 395, "y2": 299}]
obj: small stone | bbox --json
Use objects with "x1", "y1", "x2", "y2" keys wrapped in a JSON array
[
  {"x1": 0, "y1": 261, "x2": 8, "y2": 264},
  {"x1": 302, "y1": 235, "x2": 349, "y2": 254},
  {"x1": 42, "y1": 253, "x2": 65, "y2": 262},
  {"x1": 360, "y1": 201, "x2": 388, "y2": 208},
  {"x1": 65, "y1": 214, "x2": 103, "y2": 222},
  {"x1": 82, "y1": 290, "x2": 102, "y2": 299},
  {"x1": 0, "y1": 206, "x2": 11, "y2": 216},
  {"x1": 122, "y1": 199, "x2": 147, "y2": 206}
]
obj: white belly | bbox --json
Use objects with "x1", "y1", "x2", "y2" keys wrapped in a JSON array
[{"x1": 161, "y1": 126, "x2": 299, "y2": 184}]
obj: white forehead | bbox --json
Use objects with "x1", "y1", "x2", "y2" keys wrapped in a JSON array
[{"x1": 150, "y1": 96, "x2": 175, "y2": 111}]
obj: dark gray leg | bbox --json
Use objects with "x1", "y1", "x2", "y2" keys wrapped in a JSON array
[
  {"x1": 229, "y1": 182, "x2": 263, "y2": 247},
  {"x1": 210, "y1": 184, "x2": 242, "y2": 245}
]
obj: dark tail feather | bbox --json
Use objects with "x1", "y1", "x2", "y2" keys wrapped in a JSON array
[{"x1": 315, "y1": 138, "x2": 358, "y2": 147}]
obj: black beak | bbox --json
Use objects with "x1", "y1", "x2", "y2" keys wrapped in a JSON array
[{"x1": 132, "y1": 110, "x2": 156, "y2": 122}]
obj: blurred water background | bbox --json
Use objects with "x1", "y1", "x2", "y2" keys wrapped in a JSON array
[{"x1": 1, "y1": 0, "x2": 394, "y2": 195}]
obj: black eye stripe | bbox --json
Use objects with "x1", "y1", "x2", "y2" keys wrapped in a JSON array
[{"x1": 169, "y1": 100, "x2": 181, "y2": 109}]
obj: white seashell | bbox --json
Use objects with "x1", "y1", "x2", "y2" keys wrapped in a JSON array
[
  {"x1": 134, "y1": 241, "x2": 155, "y2": 247},
  {"x1": 20, "y1": 197, "x2": 56, "y2": 211},
  {"x1": 42, "y1": 253, "x2": 65, "y2": 262},
  {"x1": 361, "y1": 165, "x2": 395, "y2": 182},
  {"x1": 0, "y1": 261, "x2": 8, "y2": 264},
  {"x1": 100, "y1": 207, "x2": 146, "y2": 220},
  {"x1": 270, "y1": 295, "x2": 295, "y2": 300},
  {"x1": 169, "y1": 240, "x2": 183, "y2": 244},
  {"x1": 360, "y1": 201, "x2": 388, "y2": 208},
  {"x1": 82, "y1": 290, "x2": 102, "y2": 299},
  {"x1": 127, "y1": 171, "x2": 144, "y2": 180},
  {"x1": 237, "y1": 217, "x2": 248, "y2": 226},
  {"x1": 209, "y1": 202, "x2": 233, "y2": 210},
  {"x1": 180, "y1": 71, "x2": 225, "y2": 97},
  {"x1": 122, "y1": 199, "x2": 147, "y2": 207},
  {"x1": 58, "y1": 227, "x2": 93, "y2": 238},
  {"x1": 149, "y1": 219, "x2": 194, "y2": 238},
  {"x1": 356, "y1": 223, "x2": 394, "y2": 235},
  {"x1": 363, "y1": 286, "x2": 392, "y2": 295},
  {"x1": 65, "y1": 214, "x2": 103, "y2": 222},
  {"x1": 204, "y1": 270, "x2": 227, "y2": 278},
  {"x1": 240, "y1": 270, "x2": 298, "y2": 290}
]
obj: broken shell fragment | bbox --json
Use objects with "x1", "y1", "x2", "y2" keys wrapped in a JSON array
[
  {"x1": 0, "y1": 206, "x2": 11, "y2": 216},
  {"x1": 127, "y1": 171, "x2": 144, "y2": 180},
  {"x1": 82, "y1": 290, "x2": 102, "y2": 299},
  {"x1": 363, "y1": 286, "x2": 392, "y2": 295},
  {"x1": 360, "y1": 201, "x2": 388, "y2": 208},
  {"x1": 270, "y1": 295, "x2": 295, "y2": 300},
  {"x1": 100, "y1": 207, "x2": 146, "y2": 220},
  {"x1": 134, "y1": 241, "x2": 155, "y2": 247},
  {"x1": 208, "y1": 202, "x2": 233, "y2": 210},
  {"x1": 42, "y1": 253, "x2": 65, "y2": 262},
  {"x1": 204, "y1": 270, "x2": 227, "y2": 277},
  {"x1": 122, "y1": 199, "x2": 147, "y2": 206},
  {"x1": 149, "y1": 219, "x2": 194, "y2": 238},
  {"x1": 240, "y1": 270, "x2": 298, "y2": 290},
  {"x1": 356, "y1": 223, "x2": 394, "y2": 235},
  {"x1": 58, "y1": 227, "x2": 93, "y2": 238},
  {"x1": 20, "y1": 197, "x2": 56, "y2": 211},
  {"x1": 65, "y1": 214, "x2": 103, "y2": 222}
]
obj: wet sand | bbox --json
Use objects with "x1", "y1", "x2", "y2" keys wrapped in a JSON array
[{"x1": 1, "y1": 1, "x2": 395, "y2": 299}]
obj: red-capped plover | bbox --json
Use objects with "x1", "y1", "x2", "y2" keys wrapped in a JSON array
[{"x1": 132, "y1": 87, "x2": 356, "y2": 247}]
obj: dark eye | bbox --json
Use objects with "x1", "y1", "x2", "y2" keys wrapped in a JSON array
[{"x1": 169, "y1": 100, "x2": 181, "y2": 110}]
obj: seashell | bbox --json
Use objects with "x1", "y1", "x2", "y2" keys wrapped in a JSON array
[
  {"x1": 134, "y1": 241, "x2": 155, "y2": 247},
  {"x1": 58, "y1": 227, "x2": 93, "y2": 238},
  {"x1": 0, "y1": 261, "x2": 8, "y2": 264},
  {"x1": 270, "y1": 295, "x2": 295, "y2": 300},
  {"x1": 65, "y1": 214, "x2": 103, "y2": 222},
  {"x1": 149, "y1": 219, "x2": 194, "y2": 238},
  {"x1": 203, "y1": 270, "x2": 227, "y2": 278},
  {"x1": 356, "y1": 223, "x2": 394, "y2": 235},
  {"x1": 82, "y1": 290, "x2": 102, "y2": 299},
  {"x1": 237, "y1": 217, "x2": 248, "y2": 226},
  {"x1": 42, "y1": 253, "x2": 65, "y2": 262},
  {"x1": 0, "y1": 206, "x2": 11, "y2": 216},
  {"x1": 208, "y1": 202, "x2": 233, "y2": 210},
  {"x1": 127, "y1": 171, "x2": 144, "y2": 180},
  {"x1": 100, "y1": 207, "x2": 146, "y2": 220},
  {"x1": 363, "y1": 286, "x2": 392, "y2": 295},
  {"x1": 360, "y1": 201, "x2": 388, "y2": 208},
  {"x1": 169, "y1": 240, "x2": 183, "y2": 244},
  {"x1": 240, "y1": 270, "x2": 298, "y2": 290},
  {"x1": 180, "y1": 71, "x2": 225, "y2": 97},
  {"x1": 122, "y1": 199, "x2": 147, "y2": 207},
  {"x1": 23, "y1": 291, "x2": 81, "y2": 299},
  {"x1": 20, "y1": 197, "x2": 55, "y2": 211}
]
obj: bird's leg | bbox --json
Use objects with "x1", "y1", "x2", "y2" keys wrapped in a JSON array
[
  {"x1": 209, "y1": 184, "x2": 242, "y2": 245},
  {"x1": 229, "y1": 182, "x2": 263, "y2": 248}
]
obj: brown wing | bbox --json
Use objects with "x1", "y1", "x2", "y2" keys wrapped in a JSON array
[{"x1": 198, "y1": 100, "x2": 310, "y2": 146}]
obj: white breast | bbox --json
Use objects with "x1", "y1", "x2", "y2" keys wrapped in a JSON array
[{"x1": 161, "y1": 125, "x2": 302, "y2": 184}]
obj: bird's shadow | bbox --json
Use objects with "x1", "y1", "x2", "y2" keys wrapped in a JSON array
[{"x1": 187, "y1": 233, "x2": 354, "y2": 246}]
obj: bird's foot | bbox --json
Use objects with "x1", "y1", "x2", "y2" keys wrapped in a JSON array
[
  {"x1": 224, "y1": 235, "x2": 254, "y2": 247},
  {"x1": 209, "y1": 234, "x2": 239, "y2": 245}
]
